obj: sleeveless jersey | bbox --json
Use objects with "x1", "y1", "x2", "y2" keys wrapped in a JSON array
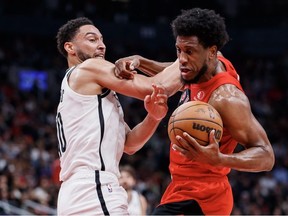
[
  {"x1": 161, "y1": 56, "x2": 244, "y2": 205},
  {"x1": 56, "y1": 67, "x2": 126, "y2": 182}
]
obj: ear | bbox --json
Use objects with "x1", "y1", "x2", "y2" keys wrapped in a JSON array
[
  {"x1": 64, "y1": 42, "x2": 75, "y2": 55},
  {"x1": 209, "y1": 45, "x2": 217, "y2": 59}
]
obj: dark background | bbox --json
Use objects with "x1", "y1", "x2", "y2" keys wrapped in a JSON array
[{"x1": 0, "y1": 0, "x2": 288, "y2": 215}]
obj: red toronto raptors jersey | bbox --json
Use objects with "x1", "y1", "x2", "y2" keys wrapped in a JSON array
[{"x1": 161, "y1": 56, "x2": 244, "y2": 205}]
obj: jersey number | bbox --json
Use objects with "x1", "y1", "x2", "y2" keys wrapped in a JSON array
[{"x1": 56, "y1": 112, "x2": 66, "y2": 156}]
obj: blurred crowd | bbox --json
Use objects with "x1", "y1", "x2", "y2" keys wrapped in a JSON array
[{"x1": 1, "y1": 0, "x2": 288, "y2": 215}]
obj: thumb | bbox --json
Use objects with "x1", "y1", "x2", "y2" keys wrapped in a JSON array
[
  {"x1": 209, "y1": 130, "x2": 218, "y2": 144},
  {"x1": 129, "y1": 63, "x2": 135, "y2": 70}
]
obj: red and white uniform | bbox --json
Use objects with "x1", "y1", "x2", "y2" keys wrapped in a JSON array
[{"x1": 160, "y1": 56, "x2": 244, "y2": 215}]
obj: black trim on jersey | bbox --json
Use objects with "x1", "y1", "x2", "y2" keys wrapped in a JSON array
[
  {"x1": 95, "y1": 170, "x2": 109, "y2": 215},
  {"x1": 178, "y1": 88, "x2": 191, "y2": 107},
  {"x1": 97, "y1": 88, "x2": 111, "y2": 171},
  {"x1": 97, "y1": 94, "x2": 106, "y2": 171},
  {"x1": 66, "y1": 65, "x2": 76, "y2": 79},
  {"x1": 101, "y1": 88, "x2": 110, "y2": 97}
]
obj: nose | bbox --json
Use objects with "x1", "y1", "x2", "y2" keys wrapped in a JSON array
[
  {"x1": 98, "y1": 40, "x2": 106, "y2": 51},
  {"x1": 178, "y1": 52, "x2": 188, "y2": 65}
]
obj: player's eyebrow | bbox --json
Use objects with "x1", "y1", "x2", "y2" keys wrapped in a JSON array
[
  {"x1": 84, "y1": 32, "x2": 103, "y2": 39},
  {"x1": 85, "y1": 32, "x2": 97, "y2": 36}
]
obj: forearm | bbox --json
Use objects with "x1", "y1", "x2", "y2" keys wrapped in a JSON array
[
  {"x1": 151, "y1": 59, "x2": 183, "y2": 96},
  {"x1": 219, "y1": 145, "x2": 274, "y2": 172},
  {"x1": 124, "y1": 114, "x2": 161, "y2": 155},
  {"x1": 135, "y1": 55, "x2": 174, "y2": 76}
]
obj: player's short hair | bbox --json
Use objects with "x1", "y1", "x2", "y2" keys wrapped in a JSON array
[
  {"x1": 171, "y1": 8, "x2": 230, "y2": 50},
  {"x1": 56, "y1": 17, "x2": 94, "y2": 57}
]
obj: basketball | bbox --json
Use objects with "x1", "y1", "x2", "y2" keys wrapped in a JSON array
[{"x1": 168, "y1": 101, "x2": 223, "y2": 146}]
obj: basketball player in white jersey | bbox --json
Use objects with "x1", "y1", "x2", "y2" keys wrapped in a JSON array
[
  {"x1": 55, "y1": 17, "x2": 171, "y2": 215},
  {"x1": 120, "y1": 165, "x2": 148, "y2": 215}
]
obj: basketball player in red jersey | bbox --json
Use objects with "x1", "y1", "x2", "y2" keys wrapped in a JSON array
[{"x1": 114, "y1": 8, "x2": 275, "y2": 215}]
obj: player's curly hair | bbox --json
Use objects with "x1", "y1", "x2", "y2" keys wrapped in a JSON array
[
  {"x1": 56, "y1": 17, "x2": 94, "y2": 57},
  {"x1": 171, "y1": 8, "x2": 230, "y2": 50}
]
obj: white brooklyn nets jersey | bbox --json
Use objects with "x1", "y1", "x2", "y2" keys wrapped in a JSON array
[{"x1": 56, "y1": 67, "x2": 126, "y2": 182}]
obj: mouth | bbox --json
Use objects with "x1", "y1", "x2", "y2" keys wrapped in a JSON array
[
  {"x1": 180, "y1": 68, "x2": 190, "y2": 73},
  {"x1": 94, "y1": 53, "x2": 105, "y2": 59},
  {"x1": 180, "y1": 67, "x2": 196, "y2": 81},
  {"x1": 180, "y1": 67, "x2": 191, "y2": 75}
]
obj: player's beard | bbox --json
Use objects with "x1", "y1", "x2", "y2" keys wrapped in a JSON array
[
  {"x1": 77, "y1": 50, "x2": 93, "y2": 62},
  {"x1": 181, "y1": 63, "x2": 208, "y2": 85}
]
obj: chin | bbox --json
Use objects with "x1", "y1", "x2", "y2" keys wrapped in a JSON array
[{"x1": 181, "y1": 77, "x2": 195, "y2": 84}]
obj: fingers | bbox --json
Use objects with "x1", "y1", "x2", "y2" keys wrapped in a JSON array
[
  {"x1": 174, "y1": 131, "x2": 217, "y2": 155},
  {"x1": 209, "y1": 129, "x2": 218, "y2": 145},
  {"x1": 177, "y1": 133, "x2": 198, "y2": 150},
  {"x1": 151, "y1": 84, "x2": 167, "y2": 105},
  {"x1": 144, "y1": 94, "x2": 151, "y2": 104},
  {"x1": 115, "y1": 59, "x2": 137, "y2": 80},
  {"x1": 129, "y1": 65, "x2": 135, "y2": 70},
  {"x1": 114, "y1": 68, "x2": 136, "y2": 80},
  {"x1": 128, "y1": 62, "x2": 135, "y2": 70},
  {"x1": 146, "y1": 85, "x2": 166, "y2": 104},
  {"x1": 114, "y1": 69, "x2": 123, "y2": 79},
  {"x1": 172, "y1": 144, "x2": 188, "y2": 155},
  {"x1": 152, "y1": 83, "x2": 165, "y2": 93}
]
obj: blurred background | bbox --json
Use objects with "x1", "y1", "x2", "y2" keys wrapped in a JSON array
[{"x1": 0, "y1": 0, "x2": 288, "y2": 215}]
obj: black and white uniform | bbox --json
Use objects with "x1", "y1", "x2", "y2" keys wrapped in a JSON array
[{"x1": 56, "y1": 67, "x2": 128, "y2": 215}]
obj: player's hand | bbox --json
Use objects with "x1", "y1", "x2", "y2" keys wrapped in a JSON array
[
  {"x1": 172, "y1": 130, "x2": 222, "y2": 166},
  {"x1": 114, "y1": 56, "x2": 140, "y2": 80},
  {"x1": 144, "y1": 84, "x2": 168, "y2": 121}
]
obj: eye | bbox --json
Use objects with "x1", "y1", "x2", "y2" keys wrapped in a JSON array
[
  {"x1": 185, "y1": 49, "x2": 193, "y2": 55},
  {"x1": 88, "y1": 38, "x2": 96, "y2": 42}
]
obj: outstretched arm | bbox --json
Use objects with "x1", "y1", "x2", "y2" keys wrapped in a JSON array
[
  {"x1": 79, "y1": 58, "x2": 182, "y2": 100},
  {"x1": 114, "y1": 57, "x2": 183, "y2": 98},
  {"x1": 115, "y1": 55, "x2": 174, "y2": 79},
  {"x1": 124, "y1": 84, "x2": 168, "y2": 154}
]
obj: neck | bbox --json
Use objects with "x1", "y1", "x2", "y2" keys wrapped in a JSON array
[
  {"x1": 212, "y1": 59, "x2": 220, "y2": 75},
  {"x1": 202, "y1": 59, "x2": 219, "y2": 81},
  {"x1": 67, "y1": 56, "x2": 83, "y2": 68}
]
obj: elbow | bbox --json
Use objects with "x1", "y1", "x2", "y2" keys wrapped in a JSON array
[
  {"x1": 266, "y1": 152, "x2": 275, "y2": 171},
  {"x1": 263, "y1": 148, "x2": 275, "y2": 171},
  {"x1": 124, "y1": 146, "x2": 137, "y2": 155},
  {"x1": 125, "y1": 150, "x2": 136, "y2": 155}
]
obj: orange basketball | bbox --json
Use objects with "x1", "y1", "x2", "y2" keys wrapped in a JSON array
[{"x1": 168, "y1": 101, "x2": 223, "y2": 146}]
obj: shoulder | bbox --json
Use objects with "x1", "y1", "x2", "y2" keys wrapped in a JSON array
[
  {"x1": 76, "y1": 58, "x2": 115, "y2": 85},
  {"x1": 79, "y1": 58, "x2": 115, "y2": 72},
  {"x1": 69, "y1": 59, "x2": 109, "y2": 95},
  {"x1": 209, "y1": 84, "x2": 251, "y2": 118},
  {"x1": 210, "y1": 84, "x2": 247, "y2": 103}
]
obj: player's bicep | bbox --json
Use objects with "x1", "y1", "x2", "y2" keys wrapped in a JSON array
[
  {"x1": 226, "y1": 106, "x2": 268, "y2": 149},
  {"x1": 222, "y1": 99, "x2": 255, "y2": 146},
  {"x1": 211, "y1": 85, "x2": 262, "y2": 148},
  {"x1": 84, "y1": 58, "x2": 153, "y2": 100}
]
